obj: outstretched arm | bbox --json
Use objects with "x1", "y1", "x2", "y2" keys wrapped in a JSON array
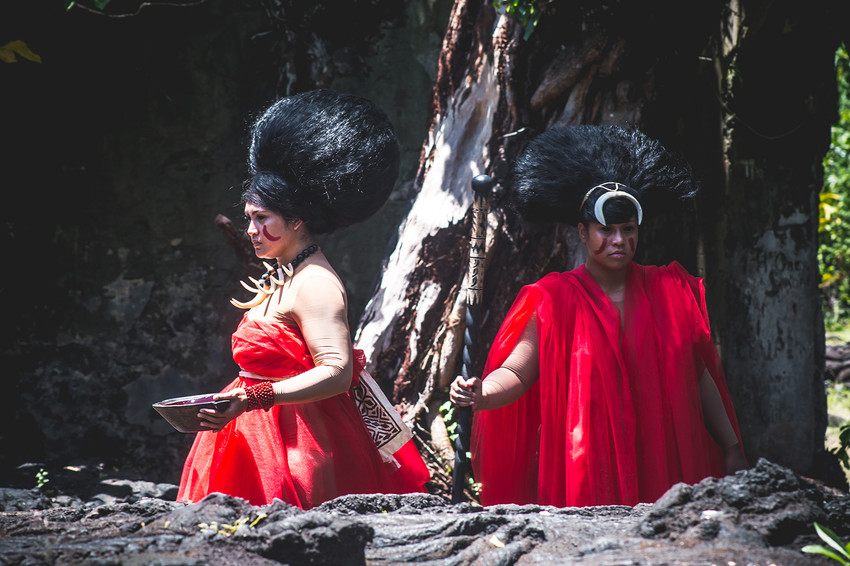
[
  {"x1": 699, "y1": 369, "x2": 749, "y2": 474},
  {"x1": 450, "y1": 316, "x2": 540, "y2": 411}
]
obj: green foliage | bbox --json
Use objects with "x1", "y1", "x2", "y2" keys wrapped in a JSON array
[
  {"x1": 197, "y1": 512, "x2": 267, "y2": 536},
  {"x1": 827, "y1": 381, "x2": 850, "y2": 476},
  {"x1": 439, "y1": 400, "x2": 459, "y2": 442},
  {"x1": 35, "y1": 467, "x2": 59, "y2": 497},
  {"x1": 802, "y1": 522, "x2": 850, "y2": 564},
  {"x1": 821, "y1": 43, "x2": 850, "y2": 330},
  {"x1": 35, "y1": 468, "x2": 49, "y2": 490},
  {"x1": 492, "y1": 0, "x2": 548, "y2": 40},
  {"x1": 65, "y1": 0, "x2": 114, "y2": 11},
  {"x1": 834, "y1": 422, "x2": 850, "y2": 471},
  {"x1": 439, "y1": 398, "x2": 478, "y2": 495},
  {"x1": 0, "y1": 40, "x2": 41, "y2": 64},
  {"x1": 826, "y1": 381, "x2": 850, "y2": 483}
]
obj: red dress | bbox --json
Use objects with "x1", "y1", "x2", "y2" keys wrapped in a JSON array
[
  {"x1": 177, "y1": 316, "x2": 429, "y2": 509},
  {"x1": 472, "y1": 262, "x2": 743, "y2": 507}
]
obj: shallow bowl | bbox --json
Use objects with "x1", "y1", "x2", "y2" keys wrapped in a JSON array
[{"x1": 152, "y1": 394, "x2": 230, "y2": 433}]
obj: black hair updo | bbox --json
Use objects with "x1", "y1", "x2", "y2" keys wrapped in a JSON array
[
  {"x1": 510, "y1": 125, "x2": 697, "y2": 226},
  {"x1": 243, "y1": 89, "x2": 400, "y2": 234}
]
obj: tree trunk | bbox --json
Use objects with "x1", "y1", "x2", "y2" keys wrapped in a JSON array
[
  {"x1": 355, "y1": 0, "x2": 845, "y2": 484},
  {"x1": 355, "y1": 1, "x2": 500, "y2": 414},
  {"x1": 709, "y1": 0, "x2": 844, "y2": 476}
]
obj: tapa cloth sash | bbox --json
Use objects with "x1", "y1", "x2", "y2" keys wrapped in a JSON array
[{"x1": 238, "y1": 359, "x2": 412, "y2": 463}]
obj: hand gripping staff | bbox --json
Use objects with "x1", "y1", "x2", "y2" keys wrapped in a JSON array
[{"x1": 452, "y1": 174, "x2": 493, "y2": 503}]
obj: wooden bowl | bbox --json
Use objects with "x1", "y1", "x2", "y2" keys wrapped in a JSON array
[{"x1": 152, "y1": 394, "x2": 230, "y2": 433}]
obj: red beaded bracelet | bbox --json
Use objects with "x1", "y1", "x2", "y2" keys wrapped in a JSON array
[{"x1": 245, "y1": 382, "x2": 275, "y2": 411}]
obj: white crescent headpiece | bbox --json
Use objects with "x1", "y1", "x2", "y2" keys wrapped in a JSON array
[{"x1": 579, "y1": 182, "x2": 643, "y2": 225}]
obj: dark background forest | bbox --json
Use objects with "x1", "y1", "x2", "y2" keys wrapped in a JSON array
[
  {"x1": 1, "y1": 0, "x2": 455, "y2": 483},
  {"x1": 1, "y1": 0, "x2": 849, "y2": 496}
]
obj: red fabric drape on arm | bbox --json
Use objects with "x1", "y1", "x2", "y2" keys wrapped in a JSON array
[{"x1": 471, "y1": 262, "x2": 742, "y2": 507}]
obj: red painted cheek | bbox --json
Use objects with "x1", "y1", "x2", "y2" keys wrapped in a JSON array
[
  {"x1": 593, "y1": 238, "x2": 608, "y2": 255},
  {"x1": 262, "y1": 225, "x2": 281, "y2": 241},
  {"x1": 628, "y1": 237, "x2": 636, "y2": 254}
]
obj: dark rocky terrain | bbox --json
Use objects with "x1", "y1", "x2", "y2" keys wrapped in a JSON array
[{"x1": 1, "y1": 459, "x2": 848, "y2": 565}]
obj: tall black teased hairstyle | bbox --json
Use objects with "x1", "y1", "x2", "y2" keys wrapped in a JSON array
[
  {"x1": 244, "y1": 89, "x2": 400, "y2": 234},
  {"x1": 510, "y1": 125, "x2": 698, "y2": 226}
]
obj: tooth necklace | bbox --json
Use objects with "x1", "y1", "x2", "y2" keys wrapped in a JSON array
[{"x1": 230, "y1": 244, "x2": 320, "y2": 309}]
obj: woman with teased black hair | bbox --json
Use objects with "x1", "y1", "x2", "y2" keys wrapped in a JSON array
[
  {"x1": 178, "y1": 90, "x2": 429, "y2": 509},
  {"x1": 450, "y1": 125, "x2": 748, "y2": 507}
]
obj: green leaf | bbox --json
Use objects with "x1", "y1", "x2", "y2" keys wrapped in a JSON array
[
  {"x1": 801, "y1": 545, "x2": 849, "y2": 565},
  {"x1": 493, "y1": 0, "x2": 545, "y2": 40},
  {"x1": 815, "y1": 522, "x2": 850, "y2": 560},
  {"x1": 0, "y1": 40, "x2": 42, "y2": 64},
  {"x1": 93, "y1": 0, "x2": 112, "y2": 9},
  {"x1": 523, "y1": 17, "x2": 537, "y2": 41},
  {"x1": 838, "y1": 423, "x2": 850, "y2": 444}
]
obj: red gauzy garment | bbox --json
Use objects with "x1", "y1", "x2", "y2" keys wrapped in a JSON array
[
  {"x1": 178, "y1": 316, "x2": 429, "y2": 509},
  {"x1": 472, "y1": 262, "x2": 743, "y2": 507}
]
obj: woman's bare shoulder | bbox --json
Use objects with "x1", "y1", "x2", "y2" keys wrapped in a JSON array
[{"x1": 296, "y1": 259, "x2": 346, "y2": 294}]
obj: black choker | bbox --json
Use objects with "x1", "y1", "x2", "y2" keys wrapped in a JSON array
[
  {"x1": 288, "y1": 243, "x2": 320, "y2": 271},
  {"x1": 264, "y1": 243, "x2": 319, "y2": 282}
]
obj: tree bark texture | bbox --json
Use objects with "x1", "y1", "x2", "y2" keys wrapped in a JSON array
[
  {"x1": 355, "y1": 0, "x2": 847, "y2": 480},
  {"x1": 355, "y1": 0, "x2": 500, "y2": 415},
  {"x1": 710, "y1": 0, "x2": 846, "y2": 475}
]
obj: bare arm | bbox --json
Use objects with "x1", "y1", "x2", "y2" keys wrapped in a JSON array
[
  {"x1": 699, "y1": 369, "x2": 748, "y2": 473},
  {"x1": 450, "y1": 316, "x2": 540, "y2": 411},
  {"x1": 200, "y1": 271, "x2": 352, "y2": 430},
  {"x1": 272, "y1": 273, "x2": 353, "y2": 403}
]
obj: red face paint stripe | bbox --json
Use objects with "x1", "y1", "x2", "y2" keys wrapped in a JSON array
[
  {"x1": 594, "y1": 238, "x2": 608, "y2": 255},
  {"x1": 262, "y1": 225, "x2": 281, "y2": 241},
  {"x1": 628, "y1": 237, "x2": 636, "y2": 253}
]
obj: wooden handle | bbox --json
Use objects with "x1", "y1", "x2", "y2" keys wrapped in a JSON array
[{"x1": 452, "y1": 174, "x2": 493, "y2": 503}]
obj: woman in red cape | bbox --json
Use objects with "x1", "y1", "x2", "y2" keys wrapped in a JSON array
[
  {"x1": 177, "y1": 90, "x2": 428, "y2": 509},
  {"x1": 451, "y1": 126, "x2": 747, "y2": 507}
]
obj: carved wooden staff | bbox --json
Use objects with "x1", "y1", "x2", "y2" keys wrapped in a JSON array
[{"x1": 452, "y1": 173, "x2": 493, "y2": 503}]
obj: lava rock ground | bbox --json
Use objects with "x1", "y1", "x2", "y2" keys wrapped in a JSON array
[{"x1": 0, "y1": 459, "x2": 848, "y2": 565}]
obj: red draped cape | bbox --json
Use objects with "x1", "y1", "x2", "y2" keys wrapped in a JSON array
[
  {"x1": 177, "y1": 316, "x2": 429, "y2": 509},
  {"x1": 472, "y1": 262, "x2": 742, "y2": 507}
]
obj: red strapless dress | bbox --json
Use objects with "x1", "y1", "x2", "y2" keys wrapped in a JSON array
[
  {"x1": 177, "y1": 316, "x2": 429, "y2": 509},
  {"x1": 472, "y1": 262, "x2": 743, "y2": 507}
]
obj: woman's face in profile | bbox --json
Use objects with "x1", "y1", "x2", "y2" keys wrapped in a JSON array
[{"x1": 244, "y1": 203, "x2": 297, "y2": 260}]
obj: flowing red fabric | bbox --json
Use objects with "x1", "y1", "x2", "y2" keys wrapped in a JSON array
[
  {"x1": 177, "y1": 316, "x2": 429, "y2": 509},
  {"x1": 472, "y1": 262, "x2": 743, "y2": 507}
]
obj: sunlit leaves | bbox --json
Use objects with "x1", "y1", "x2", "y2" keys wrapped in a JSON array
[
  {"x1": 821, "y1": 43, "x2": 850, "y2": 329},
  {"x1": 65, "y1": 0, "x2": 114, "y2": 11},
  {"x1": 833, "y1": 422, "x2": 850, "y2": 472},
  {"x1": 0, "y1": 40, "x2": 41, "y2": 64},
  {"x1": 493, "y1": 0, "x2": 549, "y2": 40},
  {"x1": 820, "y1": 193, "x2": 841, "y2": 230},
  {"x1": 802, "y1": 522, "x2": 850, "y2": 564}
]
